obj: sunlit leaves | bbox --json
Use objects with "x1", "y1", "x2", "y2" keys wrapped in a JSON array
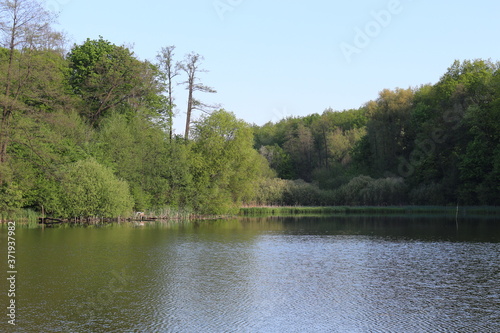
[
  {"x1": 59, "y1": 158, "x2": 133, "y2": 218},
  {"x1": 68, "y1": 37, "x2": 161, "y2": 125}
]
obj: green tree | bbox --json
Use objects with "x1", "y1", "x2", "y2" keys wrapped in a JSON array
[
  {"x1": 191, "y1": 110, "x2": 269, "y2": 214},
  {"x1": 366, "y1": 88, "x2": 414, "y2": 175},
  {"x1": 0, "y1": 0, "x2": 61, "y2": 164},
  {"x1": 7, "y1": 109, "x2": 90, "y2": 214},
  {"x1": 410, "y1": 60, "x2": 500, "y2": 204},
  {"x1": 67, "y1": 37, "x2": 161, "y2": 125},
  {"x1": 283, "y1": 122, "x2": 314, "y2": 181},
  {"x1": 0, "y1": 47, "x2": 73, "y2": 207},
  {"x1": 259, "y1": 144, "x2": 293, "y2": 179},
  {"x1": 327, "y1": 127, "x2": 366, "y2": 166},
  {"x1": 92, "y1": 112, "x2": 171, "y2": 210}
]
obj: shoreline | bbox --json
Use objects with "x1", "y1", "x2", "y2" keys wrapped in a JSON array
[
  {"x1": 239, "y1": 206, "x2": 500, "y2": 218},
  {"x1": 2, "y1": 205, "x2": 500, "y2": 226}
]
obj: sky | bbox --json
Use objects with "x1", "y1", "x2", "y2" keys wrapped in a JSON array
[{"x1": 49, "y1": 0, "x2": 500, "y2": 134}]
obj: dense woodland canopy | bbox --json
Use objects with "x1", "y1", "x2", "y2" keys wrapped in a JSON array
[{"x1": 1, "y1": 0, "x2": 499, "y2": 218}]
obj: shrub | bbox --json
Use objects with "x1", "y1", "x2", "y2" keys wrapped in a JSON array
[
  {"x1": 336, "y1": 175, "x2": 374, "y2": 205},
  {"x1": 253, "y1": 177, "x2": 288, "y2": 206},
  {"x1": 335, "y1": 175, "x2": 408, "y2": 205},
  {"x1": 409, "y1": 182, "x2": 446, "y2": 205},
  {"x1": 360, "y1": 177, "x2": 408, "y2": 205},
  {"x1": 59, "y1": 158, "x2": 133, "y2": 218}
]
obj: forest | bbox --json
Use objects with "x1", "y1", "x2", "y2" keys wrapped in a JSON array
[{"x1": 1, "y1": 0, "x2": 499, "y2": 219}]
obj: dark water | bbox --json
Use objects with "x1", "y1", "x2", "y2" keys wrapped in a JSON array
[{"x1": 1, "y1": 216, "x2": 500, "y2": 332}]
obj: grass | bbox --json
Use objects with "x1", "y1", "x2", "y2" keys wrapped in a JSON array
[
  {"x1": 5, "y1": 206, "x2": 498, "y2": 227},
  {"x1": 144, "y1": 207, "x2": 232, "y2": 221},
  {"x1": 1, "y1": 205, "x2": 229, "y2": 227},
  {"x1": 0, "y1": 208, "x2": 40, "y2": 227},
  {"x1": 239, "y1": 206, "x2": 500, "y2": 218},
  {"x1": 143, "y1": 207, "x2": 195, "y2": 221}
]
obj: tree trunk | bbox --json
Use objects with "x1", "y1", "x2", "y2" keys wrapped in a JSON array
[{"x1": 184, "y1": 86, "x2": 193, "y2": 140}]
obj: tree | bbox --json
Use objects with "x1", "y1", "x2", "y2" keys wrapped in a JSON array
[
  {"x1": 8, "y1": 109, "x2": 91, "y2": 214},
  {"x1": 259, "y1": 144, "x2": 293, "y2": 179},
  {"x1": 283, "y1": 122, "x2": 314, "y2": 181},
  {"x1": 92, "y1": 113, "x2": 172, "y2": 210},
  {"x1": 0, "y1": 0, "x2": 59, "y2": 164},
  {"x1": 366, "y1": 88, "x2": 414, "y2": 175},
  {"x1": 178, "y1": 52, "x2": 216, "y2": 140},
  {"x1": 156, "y1": 45, "x2": 179, "y2": 141},
  {"x1": 414, "y1": 60, "x2": 500, "y2": 204},
  {"x1": 190, "y1": 110, "x2": 269, "y2": 214},
  {"x1": 67, "y1": 37, "x2": 161, "y2": 125}
]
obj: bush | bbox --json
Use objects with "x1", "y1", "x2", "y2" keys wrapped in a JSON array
[
  {"x1": 409, "y1": 182, "x2": 446, "y2": 205},
  {"x1": 58, "y1": 158, "x2": 133, "y2": 218},
  {"x1": 335, "y1": 175, "x2": 408, "y2": 205},
  {"x1": 250, "y1": 175, "x2": 409, "y2": 207},
  {"x1": 312, "y1": 166, "x2": 351, "y2": 190},
  {"x1": 252, "y1": 178, "x2": 334, "y2": 206},
  {"x1": 283, "y1": 180, "x2": 321, "y2": 206},
  {"x1": 335, "y1": 175, "x2": 374, "y2": 205},
  {"x1": 253, "y1": 177, "x2": 288, "y2": 206},
  {"x1": 360, "y1": 177, "x2": 408, "y2": 205}
]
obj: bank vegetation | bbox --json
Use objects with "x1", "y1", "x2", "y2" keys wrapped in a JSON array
[{"x1": 1, "y1": 0, "x2": 499, "y2": 222}]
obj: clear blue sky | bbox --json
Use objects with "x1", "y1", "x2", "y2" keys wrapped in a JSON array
[{"x1": 51, "y1": 0, "x2": 500, "y2": 134}]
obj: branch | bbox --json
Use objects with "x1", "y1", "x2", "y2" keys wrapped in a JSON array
[{"x1": 192, "y1": 99, "x2": 221, "y2": 114}]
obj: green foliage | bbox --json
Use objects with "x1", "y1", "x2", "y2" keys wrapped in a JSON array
[
  {"x1": 67, "y1": 37, "x2": 116, "y2": 91},
  {"x1": 253, "y1": 177, "x2": 288, "y2": 206},
  {"x1": 283, "y1": 123, "x2": 314, "y2": 181},
  {"x1": 366, "y1": 88, "x2": 414, "y2": 175},
  {"x1": 2, "y1": 110, "x2": 90, "y2": 213},
  {"x1": 332, "y1": 176, "x2": 407, "y2": 206},
  {"x1": 360, "y1": 177, "x2": 408, "y2": 206},
  {"x1": 58, "y1": 158, "x2": 133, "y2": 218},
  {"x1": 92, "y1": 112, "x2": 171, "y2": 210},
  {"x1": 409, "y1": 183, "x2": 446, "y2": 205},
  {"x1": 190, "y1": 110, "x2": 270, "y2": 214},
  {"x1": 253, "y1": 60, "x2": 500, "y2": 206},
  {"x1": 335, "y1": 175, "x2": 374, "y2": 205},
  {"x1": 253, "y1": 108, "x2": 369, "y2": 184},
  {"x1": 1, "y1": 40, "x2": 499, "y2": 220},
  {"x1": 259, "y1": 144, "x2": 294, "y2": 179},
  {"x1": 0, "y1": 181, "x2": 23, "y2": 212},
  {"x1": 67, "y1": 37, "x2": 161, "y2": 125},
  {"x1": 282, "y1": 179, "x2": 331, "y2": 206}
]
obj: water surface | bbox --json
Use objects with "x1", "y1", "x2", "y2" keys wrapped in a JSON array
[{"x1": 1, "y1": 216, "x2": 499, "y2": 332}]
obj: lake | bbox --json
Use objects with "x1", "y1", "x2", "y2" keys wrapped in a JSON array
[{"x1": 1, "y1": 215, "x2": 499, "y2": 332}]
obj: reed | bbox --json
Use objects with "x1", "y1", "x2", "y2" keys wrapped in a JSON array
[
  {"x1": 0, "y1": 208, "x2": 40, "y2": 227},
  {"x1": 140, "y1": 207, "x2": 197, "y2": 221},
  {"x1": 239, "y1": 206, "x2": 500, "y2": 217}
]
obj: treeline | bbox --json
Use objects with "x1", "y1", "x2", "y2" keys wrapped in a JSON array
[
  {"x1": 0, "y1": 31, "x2": 268, "y2": 216},
  {"x1": 1, "y1": 0, "x2": 499, "y2": 220},
  {"x1": 0, "y1": 0, "x2": 269, "y2": 217},
  {"x1": 254, "y1": 59, "x2": 500, "y2": 206}
]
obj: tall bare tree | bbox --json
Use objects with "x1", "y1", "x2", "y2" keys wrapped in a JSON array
[
  {"x1": 0, "y1": 0, "x2": 58, "y2": 164},
  {"x1": 156, "y1": 45, "x2": 179, "y2": 141},
  {"x1": 178, "y1": 52, "x2": 216, "y2": 140}
]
